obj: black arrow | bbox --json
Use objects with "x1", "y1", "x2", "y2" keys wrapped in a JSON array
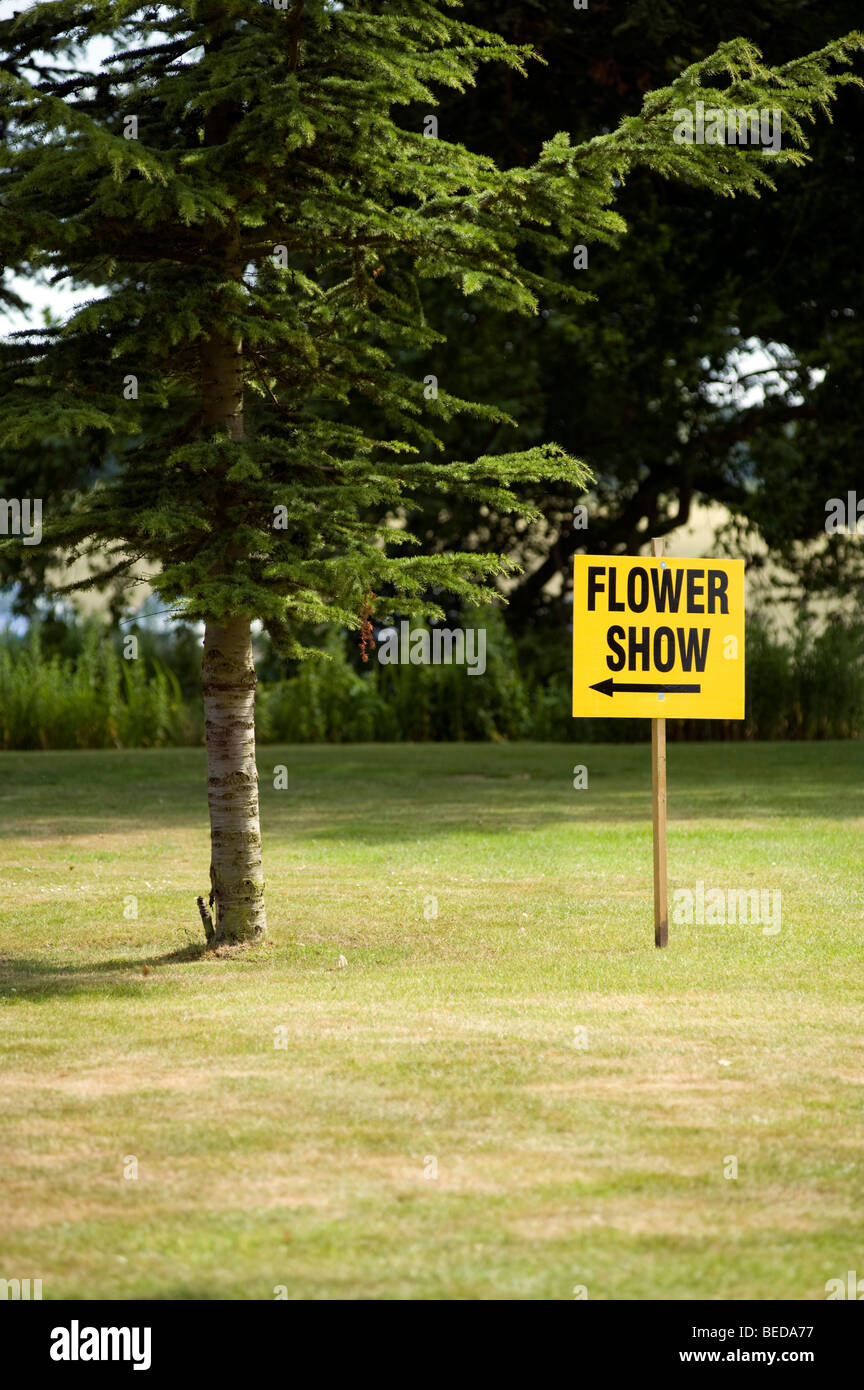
[{"x1": 590, "y1": 677, "x2": 702, "y2": 697}]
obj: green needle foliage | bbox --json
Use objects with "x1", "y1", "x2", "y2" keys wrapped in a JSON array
[{"x1": 0, "y1": 2, "x2": 860, "y2": 637}]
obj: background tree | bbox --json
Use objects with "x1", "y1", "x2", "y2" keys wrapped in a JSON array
[
  {"x1": 1, "y1": 0, "x2": 860, "y2": 941},
  {"x1": 391, "y1": 0, "x2": 864, "y2": 637}
]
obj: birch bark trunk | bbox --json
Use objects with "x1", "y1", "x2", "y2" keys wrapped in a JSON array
[
  {"x1": 199, "y1": 326, "x2": 267, "y2": 944},
  {"x1": 201, "y1": 614, "x2": 266, "y2": 944}
]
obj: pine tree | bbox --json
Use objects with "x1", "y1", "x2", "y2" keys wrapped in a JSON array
[{"x1": 1, "y1": 2, "x2": 860, "y2": 942}]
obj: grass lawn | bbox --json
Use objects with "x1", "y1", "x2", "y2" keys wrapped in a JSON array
[{"x1": 1, "y1": 740, "x2": 862, "y2": 1300}]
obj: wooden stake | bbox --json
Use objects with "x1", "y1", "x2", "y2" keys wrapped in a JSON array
[{"x1": 651, "y1": 537, "x2": 669, "y2": 948}]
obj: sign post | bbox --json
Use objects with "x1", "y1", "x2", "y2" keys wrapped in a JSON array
[
  {"x1": 572, "y1": 546, "x2": 745, "y2": 948},
  {"x1": 650, "y1": 538, "x2": 668, "y2": 948}
]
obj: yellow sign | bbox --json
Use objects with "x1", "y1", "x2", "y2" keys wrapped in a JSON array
[{"x1": 572, "y1": 555, "x2": 745, "y2": 719}]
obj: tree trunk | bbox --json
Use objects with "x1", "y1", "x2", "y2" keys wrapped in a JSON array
[
  {"x1": 202, "y1": 615, "x2": 267, "y2": 944},
  {"x1": 199, "y1": 324, "x2": 266, "y2": 944}
]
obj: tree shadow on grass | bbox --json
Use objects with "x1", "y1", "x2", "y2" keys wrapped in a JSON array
[
  {"x1": 0, "y1": 744, "x2": 863, "y2": 842},
  {"x1": 0, "y1": 942, "x2": 214, "y2": 999},
  {"x1": 0, "y1": 934, "x2": 284, "y2": 997}
]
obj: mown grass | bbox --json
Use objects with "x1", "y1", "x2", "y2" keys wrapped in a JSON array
[{"x1": 1, "y1": 741, "x2": 862, "y2": 1300}]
